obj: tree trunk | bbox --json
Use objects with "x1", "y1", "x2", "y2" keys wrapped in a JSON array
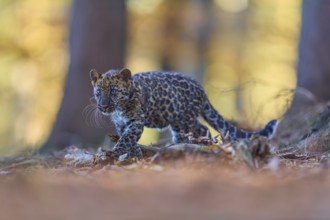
[
  {"x1": 41, "y1": 0, "x2": 126, "y2": 152},
  {"x1": 296, "y1": 0, "x2": 330, "y2": 102},
  {"x1": 160, "y1": 0, "x2": 213, "y2": 82},
  {"x1": 277, "y1": 0, "x2": 330, "y2": 143}
]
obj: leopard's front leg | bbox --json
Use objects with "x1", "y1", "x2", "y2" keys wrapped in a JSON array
[{"x1": 112, "y1": 120, "x2": 144, "y2": 159}]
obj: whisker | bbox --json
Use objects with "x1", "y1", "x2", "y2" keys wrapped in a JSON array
[
  {"x1": 82, "y1": 103, "x2": 98, "y2": 127},
  {"x1": 89, "y1": 97, "x2": 97, "y2": 103},
  {"x1": 83, "y1": 97, "x2": 99, "y2": 127},
  {"x1": 83, "y1": 96, "x2": 115, "y2": 129}
]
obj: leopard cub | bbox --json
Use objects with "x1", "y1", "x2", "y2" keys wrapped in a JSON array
[{"x1": 90, "y1": 68, "x2": 278, "y2": 158}]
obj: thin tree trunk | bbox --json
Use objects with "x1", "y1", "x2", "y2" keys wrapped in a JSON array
[
  {"x1": 41, "y1": 0, "x2": 126, "y2": 152},
  {"x1": 160, "y1": 0, "x2": 212, "y2": 82},
  {"x1": 296, "y1": 0, "x2": 330, "y2": 102},
  {"x1": 278, "y1": 0, "x2": 330, "y2": 143}
]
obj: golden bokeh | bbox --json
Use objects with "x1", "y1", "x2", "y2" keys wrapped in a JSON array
[{"x1": 0, "y1": 0, "x2": 300, "y2": 154}]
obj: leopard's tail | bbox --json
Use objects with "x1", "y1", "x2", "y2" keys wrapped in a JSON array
[{"x1": 202, "y1": 101, "x2": 278, "y2": 140}]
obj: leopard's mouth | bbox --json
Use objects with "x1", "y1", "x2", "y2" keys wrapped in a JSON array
[
  {"x1": 98, "y1": 105, "x2": 114, "y2": 114},
  {"x1": 101, "y1": 111, "x2": 111, "y2": 116}
]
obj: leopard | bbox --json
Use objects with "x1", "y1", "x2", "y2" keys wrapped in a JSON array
[{"x1": 89, "y1": 68, "x2": 278, "y2": 159}]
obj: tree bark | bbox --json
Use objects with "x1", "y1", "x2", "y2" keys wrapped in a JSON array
[
  {"x1": 160, "y1": 0, "x2": 213, "y2": 82},
  {"x1": 41, "y1": 0, "x2": 126, "y2": 152},
  {"x1": 277, "y1": 0, "x2": 330, "y2": 144},
  {"x1": 296, "y1": 0, "x2": 330, "y2": 102}
]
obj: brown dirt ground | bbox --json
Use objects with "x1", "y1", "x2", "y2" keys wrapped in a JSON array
[
  {"x1": 0, "y1": 156, "x2": 329, "y2": 220},
  {"x1": 2, "y1": 101, "x2": 330, "y2": 220}
]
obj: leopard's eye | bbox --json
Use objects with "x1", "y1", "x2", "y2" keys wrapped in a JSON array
[{"x1": 95, "y1": 89, "x2": 101, "y2": 97}]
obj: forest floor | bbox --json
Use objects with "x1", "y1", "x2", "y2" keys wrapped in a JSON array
[{"x1": 1, "y1": 102, "x2": 330, "y2": 220}]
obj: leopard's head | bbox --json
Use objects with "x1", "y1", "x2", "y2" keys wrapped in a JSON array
[{"x1": 89, "y1": 68, "x2": 132, "y2": 115}]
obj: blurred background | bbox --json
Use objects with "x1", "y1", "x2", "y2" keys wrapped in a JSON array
[{"x1": 0, "y1": 0, "x2": 300, "y2": 155}]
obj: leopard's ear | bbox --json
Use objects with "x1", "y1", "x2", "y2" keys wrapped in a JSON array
[
  {"x1": 117, "y1": 68, "x2": 132, "y2": 81},
  {"x1": 89, "y1": 69, "x2": 101, "y2": 85}
]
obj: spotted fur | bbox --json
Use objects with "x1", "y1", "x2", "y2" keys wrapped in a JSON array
[{"x1": 90, "y1": 68, "x2": 278, "y2": 158}]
